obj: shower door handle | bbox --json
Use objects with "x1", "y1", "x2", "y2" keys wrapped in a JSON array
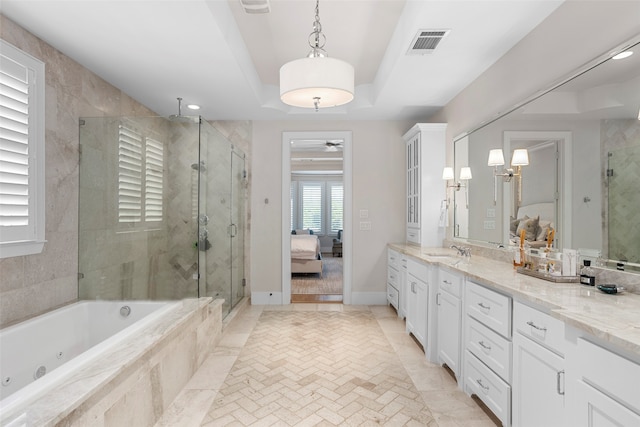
[{"x1": 229, "y1": 223, "x2": 237, "y2": 237}]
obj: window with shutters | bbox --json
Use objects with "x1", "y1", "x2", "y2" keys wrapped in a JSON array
[
  {"x1": 117, "y1": 125, "x2": 164, "y2": 229},
  {"x1": 0, "y1": 41, "x2": 45, "y2": 258},
  {"x1": 328, "y1": 181, "x2": 343, "y2": 234},
  {"x1": 291, "y1": 179, "x2": 343, "y2": 236}
]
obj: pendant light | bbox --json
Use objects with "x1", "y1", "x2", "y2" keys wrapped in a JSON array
[{"x1": 279, "y1": 0, "x2": 354, "y2": 111}]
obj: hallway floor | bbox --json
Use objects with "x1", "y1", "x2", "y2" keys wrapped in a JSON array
[{"x1": 156, "y1": 304, "x2": 496, "y2": 426}]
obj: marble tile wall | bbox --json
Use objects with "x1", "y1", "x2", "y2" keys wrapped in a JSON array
[
  {"x1": 0, "y1": 16, "x2": 158, "y2": 328},
  {"x1": 0, "y1": 16, "x2": 254, "y2": 328},
  {"x1": 601, "y1": 118, "x2": 640, "y2": 265}
]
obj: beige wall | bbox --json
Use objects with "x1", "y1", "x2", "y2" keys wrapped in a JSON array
[
  {"x1": 430, "y1": 0, "x2": 640, "y2": 242},
  {"x1": 250, "y1": 120, "x2": 410, "y2": 300}
]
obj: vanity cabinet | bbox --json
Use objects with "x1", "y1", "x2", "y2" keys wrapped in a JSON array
[
  {"x1": 512, "y1": 302, "x2": 566, "y2": 427},
  {"x1": 387, "y1": 249, "x2": 401, "y2": 312},
  {"x1": 436, "y1": 268, "x2": 463, "y2": 379},
  {"x1": 403, "y1": 123, "x2": 446, "y2": 246},
  {"x1": 406, "y1": 259, "x2": 430, "y2": 349},
  {"x1": 463, "y1": 281, "x2": 512, "y2": 427},
  {"x1": 573, "y1": 338, "x2": 640, "y2": 426}
]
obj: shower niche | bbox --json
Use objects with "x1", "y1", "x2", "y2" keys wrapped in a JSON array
[{"x1": 78, "y1": 115, "x2": 247, "y2": 315}]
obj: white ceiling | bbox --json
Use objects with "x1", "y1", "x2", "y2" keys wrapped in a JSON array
[{"x1": 2, "y1": 0, "x2": 564, "y2": 122}]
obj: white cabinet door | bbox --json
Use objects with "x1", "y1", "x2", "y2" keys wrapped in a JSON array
[
  {"x1": 437, "y1": 289, "x2": 461, "y2": 377},
  {"x1": 414, "y1": 279, "x2": 428, "y2": 347},
  {"x1": 406, "y1": 273, "x2": 418, "y2": 337},
  {"x1": 406, "y1": 134, "x2": 420, "y2": 231},
  {"x1": 513, "y1": 332, "x2": 565, "y2": 427},
  {"x1": 577, "y1": 380, "x2": 640, "y2": 427}
]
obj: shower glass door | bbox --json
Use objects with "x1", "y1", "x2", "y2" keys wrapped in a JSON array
[
  {"x1": 230, "y1": 148, "x2": 246, "y2": 308},
  {"x1": 198, "y1": 121, "x2": 246, "y2": 315}
]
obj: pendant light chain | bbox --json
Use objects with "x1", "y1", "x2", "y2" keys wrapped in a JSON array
[{"x1": 308, "y1": 0, "x2": 327, "y2": 57}]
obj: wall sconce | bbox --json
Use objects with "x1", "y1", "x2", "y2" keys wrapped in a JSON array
[
  {"x1": 442, "y1": 167, "x2": 472, "y2": 190},
  {"x1": 443, "y1": 166, "x2": 472, "y2": 207},
  {"x1": 487, "y1": 148, "x2": 529, "y2": 204}
]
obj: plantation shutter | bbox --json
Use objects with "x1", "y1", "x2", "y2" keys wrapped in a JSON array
[
  {"x1": 290, "y1": 181, "x2": 295, "y2": 231},
  {"x1": 118, "y1": 126, "x2": 143, "y2": 223},
  {"x1": 301, "y1": 181, "x2": 323, "y2": 234},
  {"x1": 329, "y1": 182, "x2": 343, "y2": 234},
  {"x1": 144, "y1": 137, "x2": 163, "y2": 222},
  {"x1": 0, "y1": 52, "x2": 32, "y2": 240}
]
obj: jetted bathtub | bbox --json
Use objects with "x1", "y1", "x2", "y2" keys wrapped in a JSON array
[{"x1": 0, "y1": 297, "x2": 228, "y2": 427}]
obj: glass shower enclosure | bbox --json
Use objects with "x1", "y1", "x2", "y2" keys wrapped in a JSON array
[{"x1": 78, "y1": 115, "x2": 245, "y2": 315}]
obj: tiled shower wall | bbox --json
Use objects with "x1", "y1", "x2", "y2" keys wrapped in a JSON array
[
  {"x1": 0, "y1": 16, "x2": 252, "y2": 327},
  {"x1": 601, "y1": 118, "x2": 640, "y2": 264}
]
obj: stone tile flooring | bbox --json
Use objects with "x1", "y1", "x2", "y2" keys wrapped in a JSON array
[{"x1": 156, "y1": 304, "x2": 496, "y2": 426}]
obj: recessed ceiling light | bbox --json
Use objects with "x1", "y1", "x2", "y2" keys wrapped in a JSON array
[
  {"x1": 187, "y1": 104, "x2": 200, "y2": 110},
  {"x1": 612, "y1": 51, "x2": 633, "y2": 60}
]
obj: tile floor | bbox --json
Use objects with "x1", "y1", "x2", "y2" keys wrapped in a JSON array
[{"x1": 156, "y1": 304, "x2": 496, "y2": 426}]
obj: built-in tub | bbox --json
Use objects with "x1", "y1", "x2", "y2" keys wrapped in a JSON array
[{"x1": 0, "y1": 298, "x2": 222, "y2": 426}]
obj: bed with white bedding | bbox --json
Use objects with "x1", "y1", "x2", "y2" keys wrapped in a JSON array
[
  {"x1": 510, "y1": 202, "x2": 556, "y2": 248},
  {"x1": 291, "y1": 234, "x2": 323, "y2": 275}
]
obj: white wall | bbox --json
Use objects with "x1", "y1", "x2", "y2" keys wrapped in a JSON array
[{"x1": 250, "y1": 120, "x2": 409, "y2": 299}]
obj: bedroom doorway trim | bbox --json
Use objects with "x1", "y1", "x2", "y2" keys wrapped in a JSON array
[{"x1": 281, "y1": 131, "x2": 352, "y2": 304}]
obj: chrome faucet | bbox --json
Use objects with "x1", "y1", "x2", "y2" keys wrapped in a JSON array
[{"x1": 451, "y1": 245, "x2": 471, "y2": 258}]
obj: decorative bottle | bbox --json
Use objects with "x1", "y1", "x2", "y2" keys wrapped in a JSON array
[{"x1": 580, "y1": 260, "x2": 595, "y2": 286}]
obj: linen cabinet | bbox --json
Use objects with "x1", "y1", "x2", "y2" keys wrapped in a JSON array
[{"x1": 403, "y1": 123, "x2": 447, "y2": 245}]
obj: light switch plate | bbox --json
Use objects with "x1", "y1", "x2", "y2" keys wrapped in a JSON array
[
  {"x1": 486, "y1": 208, "x2": 496, "y2": 218},
  {"x1": 359, "y1": 209, "x2": 369, "y2": 218},
  {"x1": 359, "y1": 221, "x2": 372, "y2": 231}
]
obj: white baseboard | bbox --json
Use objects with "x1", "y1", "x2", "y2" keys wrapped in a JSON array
[
  {"x1": 350, "y1": 292, "x2": 387, "y2": 305},
  {"x1": 251, "y1": 292, "x2": 284, "y2": 305}
]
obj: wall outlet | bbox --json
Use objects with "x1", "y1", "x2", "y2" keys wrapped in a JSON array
[
  {"x1": 483, "y1": 220, "x2": 496, "y2": 230},
  {"x1": 359, "y1": 221, "x2": 372, "y2": 231}
]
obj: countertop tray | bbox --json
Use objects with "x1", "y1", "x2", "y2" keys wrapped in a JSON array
[{"x1": 516, "y1": 267, "x2": 580, "y2": 283}]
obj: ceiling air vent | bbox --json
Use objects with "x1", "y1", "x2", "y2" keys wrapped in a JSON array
[
  {"x1": 239, "y1": 0, "x2": 271, "y2": 14},
  {"x1": 408, "y1": 29, "x2": 450, "y2": 55}
]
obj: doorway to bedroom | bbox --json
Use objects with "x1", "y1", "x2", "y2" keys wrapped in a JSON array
[
  {"x1": 282, "y1": 131, "x2": 352, "y2": 304},
  {"x1": 290, "y1": 139, "x2": 343, "y2": 302}
]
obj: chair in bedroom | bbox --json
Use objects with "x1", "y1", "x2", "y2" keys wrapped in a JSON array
[{"x1": 332, "y1": 230, "x2": 343, "y2": 257}]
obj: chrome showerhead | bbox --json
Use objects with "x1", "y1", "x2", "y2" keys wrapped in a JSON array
[{"x1": 168, "y1": 97, "x2": 199, "y2": 123}]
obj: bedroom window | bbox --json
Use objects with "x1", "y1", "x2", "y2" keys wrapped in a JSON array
[
  {"x1": 291, "y1": 180, "x2": 343, "y2": 236},
  {"x1": 0, "y1": 41, "x2": 45, "y2": 258}
]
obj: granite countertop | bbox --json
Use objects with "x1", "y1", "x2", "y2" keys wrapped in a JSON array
[{"x1": 389, "y1": 243, "x2": 640, "y2": 356}]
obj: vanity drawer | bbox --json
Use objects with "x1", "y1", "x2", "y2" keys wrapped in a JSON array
[
  {"x1": 577, "y1": 338, "x2": 640, "y2": 413},
  {"x1": 466, "y1": 317, "x2": 512, "y2": 383},
  {"x1": 464, "y1": 350, "x2": 511, "y2": 426},
  {"x1": 406, "y1": 227, "x2": 420, "y2": 244},
  {"x1": 513, "y1": 301, "x2": 565, "y2": 356},
  {"x1": 388, "y1": 249, "x2": 401, "y2": 269},
  {"x1": 465, "y1": 282, "x2": 511, "y2": 338},
  {"x1": 387, "y1": 283, "x2": 399, "y2": 310},
  {"x1": 387, "y1": 265, "x2": 400, "y2": 287},
  {"x1": 439, "y1": 268, "x2": 462, "y2": 298},
  {"x1": 407, "y1": 258, "x2": 429, "y2": 283}
]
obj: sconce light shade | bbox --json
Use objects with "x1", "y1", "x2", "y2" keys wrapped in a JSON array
[
  {"x1": 487, "y1": 149, "x2": 505, "y2": 167},
  {"x1": 460, "y1": 167, "x2": 472, "y2": 180},
  {"x1": 511, "y1": 149, "x2": 529, "y2": 166},
  {"x1": 442, "y1": 167, "x2": 454, "y2": 180}
]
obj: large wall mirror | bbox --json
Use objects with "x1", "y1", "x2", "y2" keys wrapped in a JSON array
[{"x1": 453, "y1": 35, "x2": 640, "y2": 272}]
